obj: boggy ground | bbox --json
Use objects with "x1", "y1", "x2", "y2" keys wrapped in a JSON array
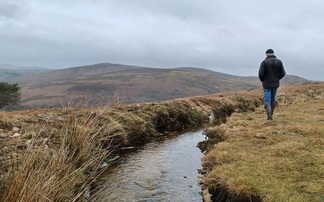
[
  {"x1": 200, "y1": 82, "x2": 324, "y2": 202},
  {"x1": 0, "y1": 86, "x2": 262, "y2": 202}
]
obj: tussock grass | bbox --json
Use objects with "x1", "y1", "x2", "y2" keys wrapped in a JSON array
[
  {"x1": 0, "y1": 109, "x2": 118, "y2": 202},
  {"x1": 0, "y1": 99, "x2": 213, "y2": 201},
  {"x1": 202, "y1": 82, "x2": 324, "y2": 201}
]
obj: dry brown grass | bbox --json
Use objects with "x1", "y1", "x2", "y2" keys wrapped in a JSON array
[
  {"x1": 0, "y1": 99, "x2": 213, "y2": 201},
  {"x1": 202, "y1": 82, "x2": 324, "y2": 201},
  {"x1": 1, "y1": 82, "x2": 320, "y2": 201},
  {"x1": 0, "y1": 109, "x2": 120, "y2": 202}
]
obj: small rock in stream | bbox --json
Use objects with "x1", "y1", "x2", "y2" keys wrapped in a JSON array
[
  {"x1": 12, "y1": 133, "x2": 21, "y2": 138},
  {"x1": 100, "y1": 162, "x2": 108, "y2": 168},
  {"x1": 13, "y1": 127, "x2": 20, "y2": 132},
  {"x1": 121, "y1": 147, "x2": 135, "y2": 150},
  {"x1": 0, "y1": 133, "x2": 9, "y2": 138}
]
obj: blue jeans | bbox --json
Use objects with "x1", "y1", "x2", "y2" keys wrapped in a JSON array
[{"x1": 263, "y1": 88, "x2": 278, "y2": 105}]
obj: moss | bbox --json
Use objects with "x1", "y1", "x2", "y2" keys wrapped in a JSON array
[
  {"x1": 235, "y1": 95, "x2": 262, "y2": 112},
  {"x1": 149, "y1": 104, "x2": 207, "y2": 132},
  {"x1": 212, "y1": 102, "x2": 235, "y2": 119},
  {"x1": 197, "y1": 127, "x2": 226, "y2": 153}
]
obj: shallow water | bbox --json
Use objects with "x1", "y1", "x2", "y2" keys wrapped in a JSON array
[{"x1": 94, "y1": 130, "x2": 205, "y2": 202}]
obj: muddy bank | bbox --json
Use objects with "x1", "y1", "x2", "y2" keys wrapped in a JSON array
[{"x1": 197, "y1": 116, "x2": 263, "y2": 202}]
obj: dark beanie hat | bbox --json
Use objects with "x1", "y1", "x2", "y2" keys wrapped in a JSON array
[{"x1": 265, "y1": 49, "x2": 274, "y2": 54}]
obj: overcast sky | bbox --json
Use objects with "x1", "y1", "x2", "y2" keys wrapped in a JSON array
[{"x1": 1, "y1": 0, "x2": 323, "y2": 80}]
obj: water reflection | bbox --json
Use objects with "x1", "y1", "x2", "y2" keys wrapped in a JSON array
[{"x1": 94, "y1": 130, "x2": 205, "y2": 202}]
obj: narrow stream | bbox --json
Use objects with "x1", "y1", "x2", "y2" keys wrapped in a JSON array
[{"x1": 94, "y1": 130, "x2": 206, "y2": 202}]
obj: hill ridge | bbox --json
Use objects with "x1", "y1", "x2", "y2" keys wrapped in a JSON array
[{"x1": 9, "y1": 62, "x2": 308, "y2": 109}]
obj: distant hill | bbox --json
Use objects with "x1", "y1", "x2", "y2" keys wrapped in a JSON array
[
  {"x1": 12, "y1": 63, "x2": 308, "y2": 108},
  {"x1": 0, "y1": 64, "x2": 50, "y2": 81},
  {"x1": 176, "y1": 67, "x2": 308, "y2": 86}
]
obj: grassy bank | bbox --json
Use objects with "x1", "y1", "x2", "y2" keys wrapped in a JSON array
[
  {"x1": 200, "y1": 82, "x2": 324, "y2": 202},
  {"x1": 0, "y1": 92, "x2": 262, "y2": 201}
]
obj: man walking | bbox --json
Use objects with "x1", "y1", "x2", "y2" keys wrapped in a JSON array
[{"x1": 258, "y1": 49, "x2": 286, "y2": 120}]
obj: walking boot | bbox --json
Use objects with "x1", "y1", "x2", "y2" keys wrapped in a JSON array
[
  {"x1": 265, "y1": 104, "x2": 272, "y2": 120},
  {"x1": 271, "y1": 103, "x2": 276, "y2": 118}
]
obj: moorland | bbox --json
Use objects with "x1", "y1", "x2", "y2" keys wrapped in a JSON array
[{"x1": 0, "y1": 63, "x2": 322, "y2": 201}]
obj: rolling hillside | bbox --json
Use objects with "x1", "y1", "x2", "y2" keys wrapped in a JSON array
[
  {"x1": 12, "y1": 63, "x2": 308, "y2": 108},
  {"x1": 0, "y1": 64, "x2": 50, "y2": 81}
]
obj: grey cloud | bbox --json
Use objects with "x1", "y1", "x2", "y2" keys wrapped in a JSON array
[
  {"x1": 0, "y1": 0, "x2": 323, "y2": 80},
  {"x1": 0, "y1": 1, "x2": 29, "y2": 19}
]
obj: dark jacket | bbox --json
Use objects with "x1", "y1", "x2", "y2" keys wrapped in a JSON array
[{"x1": 258, "y1": 55, "x2": 286, "y2": 88}]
